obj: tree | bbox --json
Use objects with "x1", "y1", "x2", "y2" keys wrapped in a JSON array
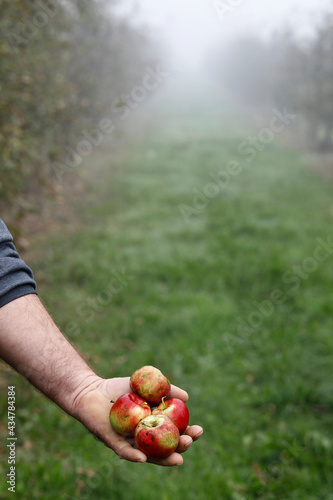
[{"x1": 0, "y1": 0, "x2": 155, "y2": 212}]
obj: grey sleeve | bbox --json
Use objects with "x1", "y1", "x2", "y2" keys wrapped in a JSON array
[{"x1": 0, "y1": 218, "x2": 37, "y2": 308}]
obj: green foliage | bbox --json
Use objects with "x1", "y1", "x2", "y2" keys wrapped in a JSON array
[
  {"x1": 0, "y1": 0, "x2": 153, "y2": 211},
  {"x1": 1, "y1": 87, "x2": 332, "y2": 499}
]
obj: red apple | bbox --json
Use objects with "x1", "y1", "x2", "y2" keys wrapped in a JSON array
[
  {"x1": 134, "y1": 414, "x2": 180, "y2": 458},
  {"x1": 152, "y1": 397, "x2": 189, "y2": 434},
  {"x1": 130, "y1": 365, "x2": 170, "y2": 406},
  {"x1": 109, "y1": 393, "x2": 151, "y2": 437}
]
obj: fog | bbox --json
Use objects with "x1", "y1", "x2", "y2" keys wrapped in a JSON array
[
  {"x1": 119, "y1": 0, "x2": 333, "y2": 152},
  {"x1": 129, "y1": 0, "x2": 332, "y2": 71}
]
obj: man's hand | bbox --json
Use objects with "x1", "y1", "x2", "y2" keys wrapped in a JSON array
[
  {"x1": 0, "y1": 295, "x2": 203, "y2": 466},
  {"x1": 70, "y1": 376, "x2": 203, "y2": 466}
]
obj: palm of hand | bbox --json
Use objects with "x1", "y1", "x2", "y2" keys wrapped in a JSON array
[{"x1": 73, "y1": 376, "x2": 203, "y2": 466}]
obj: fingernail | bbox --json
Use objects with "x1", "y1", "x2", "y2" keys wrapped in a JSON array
[{"x1": 184, "y1": 438, "x2": 192, "y2": 450}]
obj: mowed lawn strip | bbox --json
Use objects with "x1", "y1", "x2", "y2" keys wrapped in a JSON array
[{"x1": 1, "y1": 93, "x2": 333, "y2": 499}]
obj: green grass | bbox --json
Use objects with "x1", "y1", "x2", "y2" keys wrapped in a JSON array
[{"x1": 1, "y1": 84, "x2": 333, "y2": 499}]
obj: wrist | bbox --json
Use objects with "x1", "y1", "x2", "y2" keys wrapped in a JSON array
[{"x1": 67, "y1": 372, "x2": 103, "y2": 418}]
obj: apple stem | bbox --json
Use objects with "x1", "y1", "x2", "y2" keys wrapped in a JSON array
[{"x1": 161, "y1": 396, "x2": 166, "y2": 409}]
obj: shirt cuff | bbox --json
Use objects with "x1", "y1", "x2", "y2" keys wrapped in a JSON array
[{"x1": 0, "y1": 285, "x2": 38, "y2": 308}]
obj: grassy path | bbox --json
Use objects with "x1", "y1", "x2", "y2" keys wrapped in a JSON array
[{"x1": 1, "y1": 84, "x2": 333, "y2": 499}]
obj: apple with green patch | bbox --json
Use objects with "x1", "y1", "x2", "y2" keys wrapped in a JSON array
[
  {"x1": 130, "y1": 365, "x2": 170, "y2": 406},
  {"x1": 134, "y1": 414, "x2": 180, "y2": 458},
  {"x1": 109, "y1": 393, "x2": 151, "y2": 437}
]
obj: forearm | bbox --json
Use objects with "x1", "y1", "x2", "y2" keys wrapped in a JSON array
[
  {"x1": 0, "y1": 294, "x2": 203, "y2": 465},
  {"x1": 0, "y1": 294, "x2": 98, "y2": 415}
]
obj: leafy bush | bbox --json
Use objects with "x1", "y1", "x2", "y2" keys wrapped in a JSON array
[{"x1": 0, "y1": 0, "x2": 154, "y2": 211}]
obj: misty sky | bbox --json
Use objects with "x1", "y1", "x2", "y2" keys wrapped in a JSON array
[{"x1": 129, "y1": 0, "x2": 332, "y2": 70}]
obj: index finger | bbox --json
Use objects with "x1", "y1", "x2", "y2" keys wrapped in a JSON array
[{"x1": 169, "y1": 384, "x2": 188, "y2": 402}]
